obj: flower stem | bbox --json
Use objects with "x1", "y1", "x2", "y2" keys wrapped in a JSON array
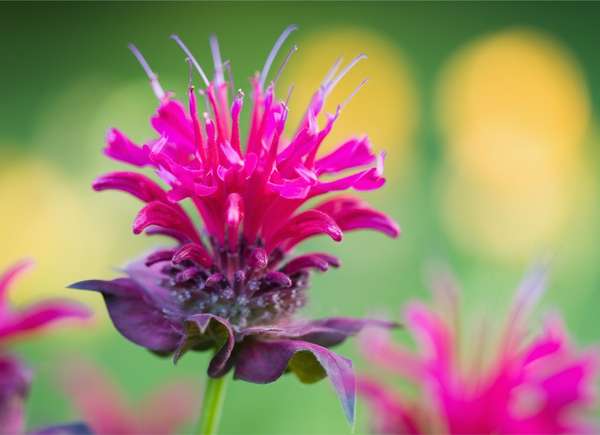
[{"x1": 196, "y1": 375, "x2": 228, "y2": 435}]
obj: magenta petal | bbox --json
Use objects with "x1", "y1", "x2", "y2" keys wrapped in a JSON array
[
  {"x1": 267, "y1": 176, "x2": 313, "y2": 199},
  {"x1": 281, "y1": 253, "x2": 340, "y2": 274},
  {"x1": 0, "y1": 301, "x2": 89, "y2": 342},
  {"x1": 93, "y1": 171, "x2": 167, "y2": 203},
  {"x1": 266, "y1": 210, "x2": 343, "y2": 252},
  {"x1": 177, "y1": 314, "x2": 235, "y2": 377},
  {"x1": 172, "y1": 243, "x2": 213, "y2": 268},
  {"x1": 151, "y1": 100, "x2": 194, "y2": 148},
  {"x1": 234, "y1": 339, "x2": 356, "y2": 424},
  {"x1": 0, "y1": 259, "x2": 33, "y2": 304},
  {"x1": 316, "y1": 197, "x2": 400, "y2": 238},
  {"x1": 133, "y1": 201, "x2": 199, "y2": 242},
  {"x1": 311, "y1": 166, "x2": 385, "y2": 197},
  {"x1": 69, "y1": 279, "x2": 181, "y2": 354},
  {"x1": 0, "y1": 354, "x2": 31, "y2": 434},
  {"x1": 315, "y1": 137, "x2": 376, "y2": 175},
  {"x1": 104, "y1": 128, "x2": 151, "y2": 167}
]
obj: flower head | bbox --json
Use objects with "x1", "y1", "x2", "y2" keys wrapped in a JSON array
[
  {"x1": 70, "y1": 26, "x2": 399, "y2": 422},
  {"x1": 358, "y1": 266, "x2": 599, "y2": 434},
  {"x1": 59, "y1": 360, "x2": 197, "y2": 434},
  {"x1": 0, "y1": 260, "x2": 90, "y2": 433}
]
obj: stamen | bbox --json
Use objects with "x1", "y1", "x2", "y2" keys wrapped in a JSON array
[
  {"x1": 259, "y1": 24, "x2": 298, "y2": 89},
  {"x1": 170, "y1": 34, "x2": 210, "y2": 87},
  {"x1": 325, "y1": 53, "x2": 367, "y2": 95},
  {"x1": 209, "y1": 34, "x2": 225, "y2": 86},
  {"x1": 340, "y1": 78, "x2": 368, "y2": 110},
  {"x1": 185, "y1": 58, "x2": 194, "y2": 89},
  {"x1": 224, "y1": 60, "x2": 235, "y2": 95},
  {"x1": 273, "y1": 44, "x2": 298, "y2": 86},
  {"x1": 321, "y1": 57, "x2": 343, "y2": 88},
  {"x1": 285, "y1": 84, "x2": 295, "y2": 107},
  {"x1": 128, "y1": 43, "x2": 165, "y2": 100},
  {"x1": 198, "y1": 89, "x2": 211, "y2": 114}
]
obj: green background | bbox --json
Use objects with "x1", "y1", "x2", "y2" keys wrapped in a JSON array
[{"x1": 2, "y1": 2, "x2": 600, "y2": 433}]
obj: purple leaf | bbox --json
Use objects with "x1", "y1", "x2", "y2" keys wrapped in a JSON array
[{"x1": 234, "y1": 339, "x2": 356, "y2": 424}]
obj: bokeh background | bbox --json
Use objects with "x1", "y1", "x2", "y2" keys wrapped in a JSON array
[{"x1": 2, "y1": 2, "x2": 600, "y2": 433}]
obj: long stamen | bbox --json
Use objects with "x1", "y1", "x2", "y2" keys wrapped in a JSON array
[
  {"x1": 340, "y1": 78, "x2": 368, "y2": 110},
  {"x1": 285, "y1": 84, "x2": 295, "y2": 107},
  {"x1": 321, "y1": 57, "x2": 343, "y2": 88},
  {"x1": 273, "y1": 44, "x2": 298, "y2": 86},
  {"x1": 170, "y1": 34, "x2": 210, "y2": 87},
  {"x1": 128, "y1": 43, "x2": 165, "y2": 100},
  {"x1": 325, "y1": 53, "x2": 367, "y2": 95},
  {"x1": 209, "y1": 34, "x2": 225, "y2": 86},
  {"x1": 259, "y1": 24, "x2": 298, "y2": 89},
  {"x1": 185, "y1": 58, "x2": 194, "y2": 88},
  {"x1": 224, "y1": 60, "x2": 235, "y2": 95}
]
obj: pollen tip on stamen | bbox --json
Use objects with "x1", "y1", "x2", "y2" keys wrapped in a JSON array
[
  {"x1": 273, "y1": 43, "x2": 299, "y2": 86},
  {"x1": 284, "y1": 84, "x2": 295, "y2": 108},
  {"x1": 170, "y1": 34, "x2": 210, "y2": 87},
  {"x1": 326, "y1": 53, "x2": 368, "y2": 95},
  {"x1": 340, "y1": 78, "x2": 369, "y2": 111},
  {"x1": 259, "y1": 24, "x2": 299, "y2": 89}
]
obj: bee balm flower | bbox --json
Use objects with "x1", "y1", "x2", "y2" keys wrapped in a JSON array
[
  {"x1": 358, "y1": 267, "x2": 598, "y2": 434},
  {"x1": 0, "y1": 260, "x2": 89, "y2": 433},
  {"x1": 71, "y1": 26, "x2": 399, "y2": 423}
]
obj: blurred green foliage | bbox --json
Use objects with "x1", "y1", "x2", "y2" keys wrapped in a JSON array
[{"x1": 2, "y1": 2, "x2": 600, "y2": 433}]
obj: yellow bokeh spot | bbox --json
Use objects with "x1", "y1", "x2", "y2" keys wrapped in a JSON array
[
  {"x1": 438, "y1": 28, "x2": 590, "y2": 189},
  {"x1": 0, "y1": 155, "x2": 116, "y2": 310},
  {"x1": 280, "y1": 27, "x2": 418, "y2": 177},
  {"x1": 438, "y1": 158, "x2": 595, "y2": 262},
  {"x1": 436, "y1": 28, "x2": 593, "y2": 261}
]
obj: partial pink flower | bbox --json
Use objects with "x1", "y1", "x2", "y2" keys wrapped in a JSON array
[
  {"x1": 0, "y1": 260, "x2": 90, "y2": 433},
  {"x1": 358, "y1": 266, "x2": 599, "y2": 434},
  {"x1": 0, "y1": 260, "x2": 90, "y2": 344},
  {"x1": 71, "y1": 25, "x2": 400, "y2": 423},
  {"x1": 59, "y1": 360, "x2": 198, "y2": 435}
]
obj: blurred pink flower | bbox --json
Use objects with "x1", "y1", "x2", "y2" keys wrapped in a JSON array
[
  {"x1": 0, "y1": 260, "x2": 90, "y2": 433},
  {"x1": 358, "y1": 267, "x2": 599, "y2": 434},
  {"x1": 60, "y1": 360, "x2": 198, "y2": 435},
  {"x1": 0, "y1": 260, "x2": 90, "y2": 344}
]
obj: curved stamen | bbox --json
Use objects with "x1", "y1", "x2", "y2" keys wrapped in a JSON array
[
  {"x1": 273, "y1": 44, "x2": 298, "y2": 86},
  {"x1": 259, "y1": 24, "x2": 298, "y2": 89},
  {"x1": 209, "y1": 34, "x2": 225, "y2": 86},
  {"x1": 325, "y1": 53, "x2": 367, "y2": 96},
  {"x1": 285, "y1": 84, "x2": 295, "y2": 107},
  {"x1": 128, "y1": 43, "x2": 165, "y2": 100},
  {"x1": 321, "y1": 57, "x2": 343, "y2": 89},
  {"x1": 170, "y1": 34, "x2": 210, "y2": 87},
  {"x1": 340, "y1": 78, "x2": 368, "y2": 110}
]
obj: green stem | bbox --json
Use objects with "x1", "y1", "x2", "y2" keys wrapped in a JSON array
[{"x1": 196, "y1": 375, "x2": 228, "y2": 435}]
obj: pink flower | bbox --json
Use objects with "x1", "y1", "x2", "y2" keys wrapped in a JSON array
[
  {"x1": 358, "y1": 267, "x2": 599, "y2": 434},
  {"x1": 59, "y1": 360, "x2": 198, "y2": 435},
  {"x1": 71, "y1": 26, "x2": 399, "y2": 423},
  {"x1": 0, "y1": 260, "x2": 90, "y2": 433}
]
